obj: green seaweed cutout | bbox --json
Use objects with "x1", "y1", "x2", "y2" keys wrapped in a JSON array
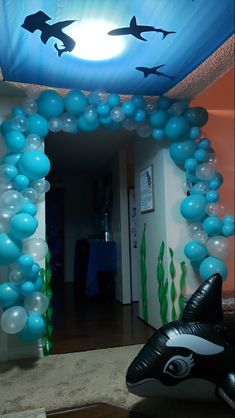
[
  {"x1": 169, "y1": 247, "x2": 177, "y2": 321},
  {"x1": 178, "y1": 261, "x2": 187, "y2": 318},
  {"x1": 156, "y1": 241, "x2": 168, "y2": 324},
  {"x1": 140, "y1": 223, "x2": 148, "y2": 322}
]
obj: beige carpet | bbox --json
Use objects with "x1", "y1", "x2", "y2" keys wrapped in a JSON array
[{"x1": 0, "y1": 345, "x2": 234, "y2": 418}]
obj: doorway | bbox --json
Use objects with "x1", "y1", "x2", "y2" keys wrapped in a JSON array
[{"x1": 45, "y1": 129, "x2": 154, "y2": 354}]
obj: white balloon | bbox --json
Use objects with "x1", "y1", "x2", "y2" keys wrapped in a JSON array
[
  {"x1": 24, "y1": 134, "x2": 42, "y2": 151},
  {"x1": 207, "y1": 236, "x2": 230, "y2": 260},
  {"x1": 23, "y1": 238, "x2": 48, "y2": 261},
  {"x1": 0, "y1": 190, "x2": 24, "y2": 214},
  {"x1": 1, "y1": 306, "x2": 27, "y2": 334},
  {"x1": 23, "y1": 98, "x2": 38, "y2": 115},
  {"x1": 31, "y1": 179, "x2": 50, "y2": 194},
  {"x1": 24, "y1": 292, "x2": 49, "y2": 315},
  {"x1": 136, "y1": 122, "x2": 152, "y2": 138},
  {"x1": 189, "y1": 222, "x2": 202, "y2": 239},
  {"x1": 110, "y1": 107, "x2": 125, "y2": 122},
  {"x1": 207, "y1": 153, "x2": 219, "y2": 167},
  {"x1": 11, "y1": 115, "x2": 28, "y2": 132},
  {"x1": 48, "y1": 117, "x2": 63, "y2": 133},
  {"x1": 0, "y1": 209, "x2": 13, "y2": 233},
  {"x1": 194, "y1": 181, "x2": 210, "y2": 195},
  {"x1": 0, "y1": 180, "x2": 13, "y2": 194},
  {"x1": 9, "y1": 269, "x2": 25, "y2": 286},
  {"x1": 196, "y1": 163, "x2": 215, "y2": 181},
  {"x1": 21, "y1": 188, "x2": 38, "y2": 203},
  {"x1": 122, "y1": 118, "x2": 136, "y2": 131},
  {"x1": 193, "y1": 229, "x2": 208, "y2": 244},
  {"x1": 206, "y1": 203, "x2": 220, "y2": 216},
  {"x1": 61, "y1": 113, "x2": 77, "y2": 132},
  {"x1": 83, "y1": 106, "x2": 98, "y2": 124}
]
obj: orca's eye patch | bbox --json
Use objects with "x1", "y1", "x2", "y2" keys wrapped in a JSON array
[{"x1": 163, "y1": 354, "x2": 194, "y2": 378}]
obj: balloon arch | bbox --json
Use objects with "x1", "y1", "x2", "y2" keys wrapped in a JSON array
[{"x1": 0, "y1": 88, "x2": 234, "y2": 344}]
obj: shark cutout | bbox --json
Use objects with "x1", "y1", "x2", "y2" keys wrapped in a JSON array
[
  {"x1": 126, "y1": 274, "x2": 235, "y2": 410},
  {"x1": 108, "y1": 16, "x2": 175, "y2": 41},
  {"x1": 22, "y1": 11, "x2": 76, "y2": 57},
  {"x1": 136, "y1": 65, "x2": 175, "y2": 79}
]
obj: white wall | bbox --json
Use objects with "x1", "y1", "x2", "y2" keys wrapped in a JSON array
[
  {"x1": 0, "y1": 97, "x2": 45, "y2": 361},
  {"x1": 135, "y1": 138, "x2": 198, "y2": 330}
]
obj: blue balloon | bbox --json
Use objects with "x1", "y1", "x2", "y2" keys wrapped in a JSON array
[
  {"x1": 18, "y1": 150, "x2": 51, "y2": 180},
  {"x1": 184, "y1": 158, "x2": 198, "y2": 173},
  {"x1": 33, "y1": 275, "x2": 43, "y2": 291},
  {"x1": 223, "y1": 215, "x2": 235, "y2": 225},
  {"x1": 165, "y1": 116, "x2": 189, "y2": 141},
  {"x1": 158, "y1": 96, "x2": 172, "y2": 110},
  {"x1": 4, "y1": 130, "x2": 26, "y2": 152},
  {"x1": 27, "y1": 263, "x2": 41, "y2": 278},
  {"x1": 199, "y1": 256, "x2": 227, "y2": 281},
  {"x1": 107, "y1": 93, "x2": 120, "y2": 108},
  {"x1": 132, "y1": 95, "x2": 145, "y2": 108},
  {"x1": 26, "y1": 114, "x2": 49, "y2": 138},
  {"x1": 194, "y1": 149, "x2": 209, "y2": 163},
  {"x1": 20, "y1": 281, "x2": 35, "y2": 296},
  {"x1": 2, "y1": 153, "x2": 22, "y2": 166},
  {"x1": 27, "y1": 314, "x2": 45, "y2": 334},
  {"x1": 180, "y1": 194, "x2": 207, "y2": 221},
  {"x1": 150, "y1": 110, "x2": 168, "y2": 128},
  {"x1": 1, "y1": 120, "x2": 13, "y2": 135},
  {"x1": 134, "y1": 109, "x2": 146, "y2": 123},
  {"x1": 189, "y1": 127, "x2": 201, "y2": 140},
  {"x1": 12, "y1": 107, "x2": 25, "y2": 117},
  {"x1": 14, "y1": 174, "x2": 30, "y2": 189},
  {"x1": 11, "y1": 213, "x2": 38, "y2": 240},
  {"x1": 202, "y1": 216, "x2": 223, "y2": 236},
  {"x1": 205, "y1": 190, "x2": 219, "y2": 203},
  {"x1": 97, "y1": 103, "x2": 110, "y2": 116},
  {"x1": 64, "y1": 90, "x2": 87, "y2": 115},
  {"x1": 184, "y1": 240, "x2": 208, "y2": 261},
  {"x1": 1, "y1": 164, "x2": 18, "y2": 180},
  {"x1": 185, "y1": 171, "x2": 199, "y2": 183},
  {"x1": 0, "y1": 233, "x2": 22, "y2": 265},
  {"x1": 198, "y1": 138, "x2": 211, "y2": 149},
  {"x1": 122, "y1": 100, "x2": 136, "y2": 117},
  {"x1": 152, "y1": 128, "x2": 165, "y2": 141},
  {"x1": 17, "y1": 323, "x2": 44, "y2": 342},
  {"x1": 169, "y1": 140, "x2": 197, "y2": 165},
  {"x1": 20, "y1": 202, "x2": 37, "y2": 216},
  {"x1": 17, "y1": 254, "x2": 34, "y2": 271},
  {"x1": 37, "y1": 90, "x2": 64, "y2": 119},
  {"x1": 0, "y1": 282, "x2": 19, "y2": 307},
  {"x1": 183, "y1": 107, "x2": 208, "y2": 127},
  {"x1": 77, "y1": 115, "x2": 100, "y2": 132},
  {"x1": 99, "y1": 115, "x2": 112, "y2": 125},
  {"x1": 209, "y1": 172, "x2": 223, "y2": 190},
  {"x1": 222, "y1": 223, "x2": 234, "y2": 237}
]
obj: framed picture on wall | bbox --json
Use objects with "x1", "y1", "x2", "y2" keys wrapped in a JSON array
[{"x1": 139, "y1": 165, "x2": 155, "y2": 213}]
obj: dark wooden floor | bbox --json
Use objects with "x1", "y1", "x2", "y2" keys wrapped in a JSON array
[
  {"x1": 47, "y1": 403, "x2": 147, "y2": 418},
  {"x1": 51, "y1": 283, "x2": 155, "y2": 355}
]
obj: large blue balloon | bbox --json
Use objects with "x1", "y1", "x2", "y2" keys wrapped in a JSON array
[
  {"x1": 0, "y1": 282, "x2": 19, "y2": 307},
  {"x1": 150, "y1": 110, "x2": 168, "y2": 128},
  {"x1": 18, "y1": 150, "x2": 50, "y2": 180},
  {"x1": 0, "y1": 233, "x2": 22, "y2": 265},
  {"x1": 180, "y1": 194, "x2": 207, "y2": 221},
  {"x1": 64, "y1": 90, "x2": 87, "y2": 115},
  {"x1": 202, "y1": 216, "x2": 223, "y2": 236},
  {"x1": 165, "y1": 116, "x2": 189, "y2": 141},
  {"x1": 4, "y1": 131, "x2": 26, "y2": 152},
  {"x1": 37, "y1": 90, "x2": 64, "y2": 119},
  {"x1": 184, "y1": 240, "x2": 208, "y2": 261},
  {"x1": 169, "y1": 140, "x2": 197, "y2": 165},
  {"x1": 199, "y1": 256, "x2": 227, "y2": 280},
  {"x1": 26, "y1": 114, "x2": 49, "y2": 138},
  {"x1": 11, "y1": 213, "x2": 38, "y2": 240}
]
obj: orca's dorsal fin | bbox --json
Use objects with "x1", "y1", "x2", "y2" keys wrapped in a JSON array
[
  {"x1": 130, "y1": 16, "x2": 137, "y2": 28},
  {"x1": 182, "y1": 274, "x2": 224, "y2": 323}
]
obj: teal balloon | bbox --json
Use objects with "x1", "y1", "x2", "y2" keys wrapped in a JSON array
[
  {"x1": 184, "y1": 240, "x2": 208, "y2": 261},
  {"x1": 11, "y1": 213, "x2": 38, "y2": 240},
  {"x1": 152, "y1": 128, "x2": 165, "y2": 141},
  {"x1": 12, "y1": 107, "x2": 25, "y2": 117},
  {"x1": 194, "y1": 149, "x2": 209, "y2": 163},
  {"x1": 223, "y1": 215, "x2": 235, "y2": 225},
  {"x1": 2, "y1": 153, "x2": 22, "y2": 166},
  {"x1": 122, "y1": 100, "x2": 136, "y2": 117},
  {"x1": 198, "y1": 138, "x2": 211, "y2": 149},
  {"x1": 132, "y1": 95, "x2": 144, "y2": 108},
  {"x1": 37, "y1": 90, "x2": 64, "y2": 119},
  {"x1": 18, "y1": 150, "x2": 50, "y2": 180},
  {"x1": 1, "y1": 164, "x2": 18, "y2": 181},
  {"x1": 26, "y1": 114, "x2": 49, "y2": 138},
  {"x1": 97, "y1": 103, "x2": 110, "y2": 116},
  {"x1": 150, "y1": 110, "x2": 168, "y2": 128},
  {"x1": 1, "y1": 120, "x2": 13, "y2": 135},
  {"x1": 158, "y1": 96, "x2": 172, "y2": 110},
  {"x1": 64, "y1": 90, "x2": 87, "y2": 115},
  {"x1": 4, "y1": 130, "x2": 26, "y2": 152},
  {"x1": 202, "y1": 216, "x2": 223, "y2": 236},
  {"x1": 27, "y1": 314, "x2": 45, "y2": 334},
  {"x1": 20, "y1": 281, "x2": 35, "y2": 296},
  {"x1": 180, "y1": 194, "x2": 206, "y2": 221},
  {"x1": 209, "y1": 172, "x2": 223, "y2": 190},
  {"x1": 222, "y1": 223, "x2": 234, "y2": 237},
  {"x1": 99, "y1": 115, "x2": 112, "y2": 125},
  {"x1": 185, "y1": 171, "x2": 199, "y2": 183},
  {"x1": 28, "y1": 263, "x2": 41, "y2": 278},
  {"x1": 77, "y1": 115, "x2": 99, "y2": 132},
  {"x1": 0, "y1": 233, "x2": 22, "y2": 265},
  {"x1": 184, "y1": 158, "x2": 198, "y2": 173},
  {"x1": 17, "y1": 324, "x2": 43, "y2": 342},
  {"x1": 33, "y1": 275, "x2": 43, "y2": 291},
  {"x1": 165, "y1": 116, "x2": 189, "y2": 141},
  {"x1": 17, "y1": 254, "x2": 34, "y2": 271},
  {"x1": 134, "y1": 109, "x2": 146, "y2": 123},
  {"x1": 0, "y1": 282, "x2": 19, "y2": 307},
  {"x1": 199, "y1": 256, "x2": 227, "y2": 281},
  {"x1": 14, "y1": 174, "x2": 30, "y2": 189},
  {"x1": 169, "y1": 140, "x2": 197, "y2": 164},
  {"x1": 107, "y1": 93, "x2": 120, "y2": 108},
  {"x1": 205, "y1": 190, "x2": 219, "y2": 203},
  {"x1": 20, "y1": 202, "x2": 37, "y2": 216},
  {"x1": 183, "y1": 107, "x2": 208, "y2": 127},
  {"x1": 189, "y1": 127, "x2": 201, "y2": 140}
]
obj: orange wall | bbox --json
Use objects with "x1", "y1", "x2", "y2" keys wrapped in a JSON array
[{"x1": 192, "y1": 68, "x2": 234, "y2": 292}]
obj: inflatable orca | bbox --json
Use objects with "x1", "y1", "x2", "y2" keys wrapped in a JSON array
[{"x1": 126, "y1": 274, "x2": 235, "y2": 410}]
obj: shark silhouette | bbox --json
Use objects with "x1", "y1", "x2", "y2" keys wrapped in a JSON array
[
  {"x1": 21, "y1": 11, "x2": 76, "y2": 57},
  {"x1": 136, "y1": 65, "x2": 175, "y2": 79},
  {"x1": 126, "y1": 274, "x2": 235, "y2": 411},
  {"x1": 108, "y1": 16, "x2": 175, "y2": 41}
]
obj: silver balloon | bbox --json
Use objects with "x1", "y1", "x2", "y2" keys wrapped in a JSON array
[
  {"x1": 182, "y1": 179, "x2": 193, "y2": 194},
  {"x1": 11, "y1": 115, "x2": 28, "y2": 132},
  {"x1": 122, "y1": 118, "x2": 136, "y2": 131},
  {"x1": 23, "y1": 98, "x2": 38, "y2": 115},
  {"x1": 61, "y1": 113, "x2": 77, "y2": 132},
  {"x1": 207, "y1": 236, "x2": 230, "y2": 260},
  {"x1": 24, "y1": 292, "x2": 49, "y2": 315},
  {"x1": 194, "y1": 181, "x2": 210, "y2": 195},
  {"x1": 9, "y1": 269, "x2": 25, "y2": 286},
  {"x1": 136, "y1": 122, "x2": 152, "y2": 138},
  {"x1": 193, "y1": 229, "x2": 208, "y2": 244},
  {"x1": 189, "y1": 222, "x2": 203, "y2": 239},
  {"x1": 31, "y1": 179, "x2": 50, "y2": 194},
  {"x1": 48, "y1": 117, "x2": 63, "y2": 133},
  {"x1": 144, "y1": 101, "x2": 157, "y2": 115},
  {"x1": 23, "y1": 238, "x2": 48, "y2": 261},
  {"x1": 83, "y1": 106, "x2": 98, "y2": 124},
  {"x1": 167, "y1": 102, "x2": 184, "y2": 116},
  {"x1": 0, "y1": 190, "x2": 24, "y2": 213},
  {"x1": 207, "y1": 153, "x2": 219, "y2": 167},
  {"x1": 206, "y1": 203, "x2": 220, "y2": 216},
  {"x1": 88, "y1": 89, "x2": 107, "y2": 106},
  {"x1": 0, "y1": 209, "x2": 13, "y2": 233},
  {"x1": 0, "y1": 180, "x2": 13, "y2": 194},
  {"x1": 1, "y1": 306, "x2": 27, "y2": 334},
  {"x1": 24, "y1": 134, "x2": 43, "y2": 151},
  {"x1": 196, "y1": 163, "x2": 215, "y2": 181},
  {"x1": 21, "y1": 188, "x2": 38, "y2": 203},
  {"x1": 110, "y1": 107, "x2": 125, "y2": 122}
]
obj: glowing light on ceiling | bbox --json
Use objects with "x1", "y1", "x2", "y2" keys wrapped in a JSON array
[{"x1": 68, "y1": 20, "x2": 126, "y2": 61}]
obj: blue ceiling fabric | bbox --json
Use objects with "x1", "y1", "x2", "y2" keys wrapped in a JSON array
[{"x1": 0, "y1": 0, "x2": 234, "y2": 96}]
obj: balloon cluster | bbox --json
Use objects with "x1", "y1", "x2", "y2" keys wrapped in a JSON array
[{"x1": 0, "y1": 87, "x2": 234, "y2": 341}]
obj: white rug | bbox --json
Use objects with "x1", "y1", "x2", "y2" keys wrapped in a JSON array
[
  {"x1": 0, "y1": 409, "x2": 45, "y2": 418},
  {"x1": 0, "y1": 345, "x2": 234, "y2": 417}
]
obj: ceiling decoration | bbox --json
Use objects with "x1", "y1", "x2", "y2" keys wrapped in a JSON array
[{"x1": 0, "y1": 0, "x2": 234, "y2": 97}]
